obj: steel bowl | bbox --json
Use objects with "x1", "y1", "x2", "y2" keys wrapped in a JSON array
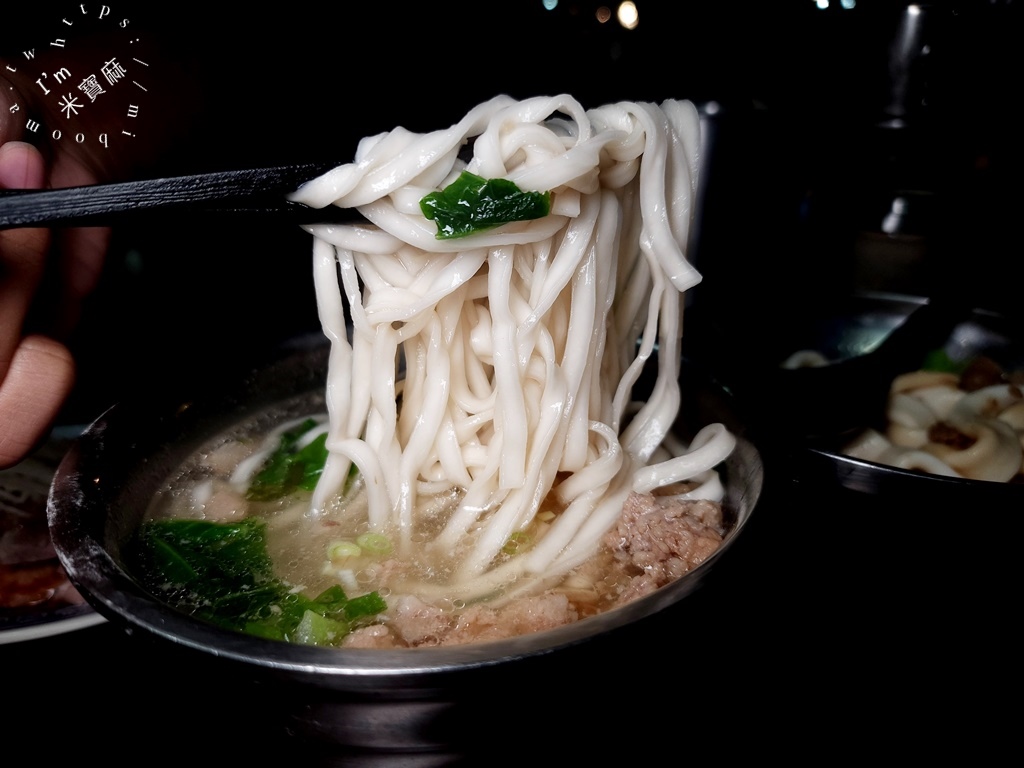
[{"x1": 46, "y1": 334, "x2": 764, "y2": 759}]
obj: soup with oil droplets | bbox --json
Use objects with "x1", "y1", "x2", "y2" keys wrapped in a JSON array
[{"x1": 133, "y1": 393, "x2": 732, "y2": 648}]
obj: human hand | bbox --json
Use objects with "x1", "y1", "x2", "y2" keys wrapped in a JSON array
[{"x1": 0, "y1": 83, "x2": 110, "y2": 468}]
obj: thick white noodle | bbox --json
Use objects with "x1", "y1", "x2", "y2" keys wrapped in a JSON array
[{"x1": 291, "y1": 95, "x2": 735, "y2": 601}]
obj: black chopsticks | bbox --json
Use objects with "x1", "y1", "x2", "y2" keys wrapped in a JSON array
[{"x1": 0, "y1": 162, "x2": 362, "y2": 229}]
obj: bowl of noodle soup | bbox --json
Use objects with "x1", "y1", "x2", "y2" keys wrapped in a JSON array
[
  {"x1": 47, "y1": 334, "x2": 762, "y2": 753},
  {"x1": 776, "y1": 293, "x2": 1024, "y2": 508},
  {"x1": 47, "y1": 95, "x2": 764, "y2": 754}
]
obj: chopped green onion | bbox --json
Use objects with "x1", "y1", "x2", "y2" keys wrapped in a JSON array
[
  {"x1": 502, "y1": 530, "x2": 531, "y2": 555},
  {"x1": 328, "y1": 540, "x2": 362, "y2": 561},
  {"x1": 293, "y1": 609, "x2": 349, "y2": 646},
  {"x1": 356, "y1": 532, "x2": 393, "y2": 555}
]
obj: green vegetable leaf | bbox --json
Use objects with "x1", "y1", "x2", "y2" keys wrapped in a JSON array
[
  {"x1": 246, "y1": 419, "x2": 329, "y2": 501},
  {"x1": 419, "y1": 171, "x2": 551, "y2": 240},
  {"x1": 921, "y1": 348, "x2": 970, "y2": 375},
  {"x1": 128, "y1": 518, "x2": 386, "y2": 647},
  {"x1": 343, "y1": 591, "x2": 388, "y2": 621}
]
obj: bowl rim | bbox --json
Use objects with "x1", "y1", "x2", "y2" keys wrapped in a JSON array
[{"x1": 804, "y1": 442, "x2": 1024, "y2": 493}]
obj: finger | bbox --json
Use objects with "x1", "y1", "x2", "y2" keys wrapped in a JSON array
[
  {"x1": 0, "y1": 334, "x2": 75, "y2": 469},
  {"x1": 0, "y1": 141, "x2": 50, "y2": 373},
  {"x1": 0, "y1": 140, "x2": 45, "y2": 188}
]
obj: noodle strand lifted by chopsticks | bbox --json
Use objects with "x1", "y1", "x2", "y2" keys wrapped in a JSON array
[{"x1": 290, "y1": 94, "x2": 733, "y2": 602}]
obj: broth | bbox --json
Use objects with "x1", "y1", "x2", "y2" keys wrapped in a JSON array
[{"x1": 135, "y1": 401, "x2": 729, "y2": 648}]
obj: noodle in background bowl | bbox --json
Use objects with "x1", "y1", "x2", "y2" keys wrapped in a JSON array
[
  {"x1": 46, "y1": 333, "x2": 763, "y2": 754},
  {"x1": 783, "y1": 293, "x2": 1024, "y2": 510}
]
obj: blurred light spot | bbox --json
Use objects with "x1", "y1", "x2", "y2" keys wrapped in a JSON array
[
  {"x1": 841, "y1": 0, "x2": 856, "y2": 8},
  {"x1": 542, "y1": 0, "x2": 558, "y2": 10},
  {"x1": 617, "y1": 1, "x2": 638, "y2": 29},
  {"x1": 596, "y1": 5, "x2": 611, "y2": 23},
  {"x1": 815, "y1": 0, "x2": 829, "y2": 9},
  {"x1": 882, "y1": 197, "x2": 908, "y2": 235}
]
